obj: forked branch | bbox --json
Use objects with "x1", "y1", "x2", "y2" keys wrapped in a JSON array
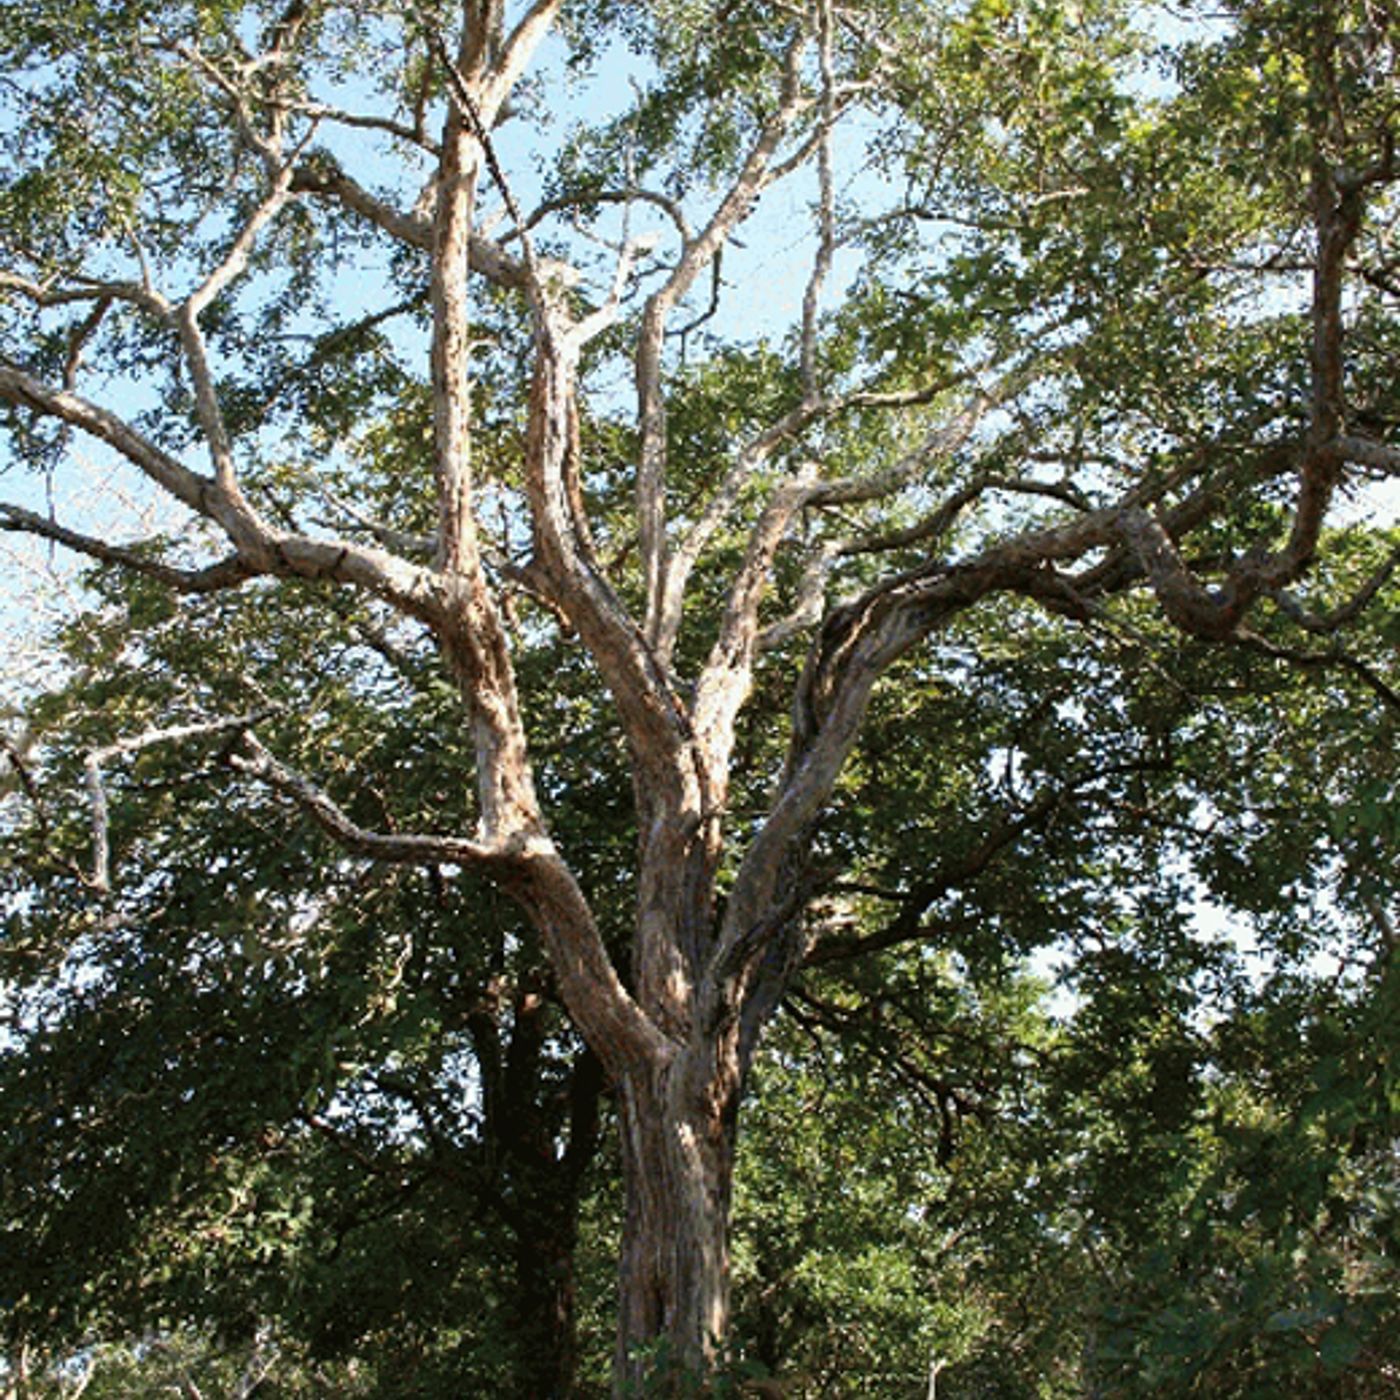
[
  {"x1": 228, "y1": 732, "x2": 510, "y2": 869},
  {"x1": 83, "y1": 713, "x2": 273, "y2": 894}
]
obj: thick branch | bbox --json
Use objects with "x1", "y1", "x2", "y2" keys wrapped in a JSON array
[
  {"x1": 0, "y1": 362, "x2": 215, "y2": 515},
  {"x1": 1115, "y1": 505, "x2": 1245, "y2": 640},
  {"x1": 0, "y1": 363, "x2": 440, "y2": 615},
  {"x1": 232, "y1": 733, "x2": 673, "y2": 1078},
  {"x1": 1336, "y1": 433, "x2": 1400, "y2": 473},
  {"x1": 704, "y1": 438, "x2": 1302, "y2": 1052},
  {"x1": 287, "y1": 160, "x2": 545, "y2": 289}
]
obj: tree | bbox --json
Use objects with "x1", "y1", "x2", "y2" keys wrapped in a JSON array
[{"x1": 2, "y1": 0, "x2": 1398, "y2": 1387}]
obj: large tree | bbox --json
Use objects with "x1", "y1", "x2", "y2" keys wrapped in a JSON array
[{"x1": 2, "y1": 0, "x2": 1398, "y2": 1387}]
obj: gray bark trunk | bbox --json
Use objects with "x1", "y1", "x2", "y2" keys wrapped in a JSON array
[{"x1": 614, "y1": 1052, "x2": 741, "y2": 1395}]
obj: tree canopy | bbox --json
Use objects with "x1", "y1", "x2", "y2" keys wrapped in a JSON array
[{"x1": 1, "y1": 0, "x2": 1398, "y2": 1393}]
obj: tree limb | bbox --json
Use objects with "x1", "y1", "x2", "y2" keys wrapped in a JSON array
[
  {"x1": 0, "y1": 361, "x2": 442, "y2": 618},
  {"x1": 0, "y1": 504, "x2": 253, "y2": 593},
  {"x1": 226, "y1": 732, "x2": 509, "y2": 869},
  {"x1": 639, "y1": 32, "x2": 815, "y2": 653},
  {"x1": 83, "y1": 713, "x2": 274, "y2": 894}
]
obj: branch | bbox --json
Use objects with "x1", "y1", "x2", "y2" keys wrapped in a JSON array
[
  {"x1": 572, "y1": 231, "x2": 662, "y2": 347},
  {"x1": 1271, "y1": 539, "x2": 1400, "y2": 633},
  {"x1": 1336, "y1": 433, "x2": 1400, "y2": 473},
  {"x1": 84, "y1": 713, "x2": 273, "y2": 894},
  {"x1": 0, "y1": 270, "x2": 165, "y2": 317},
  {"x1": 227, "y1": 733, "x2": 505, "y2": 868},
  {"x1": 0, "y1": 504, "x2": 253, "y2": 593},
  {"x1": 807, "y1": 758, "x2": 1173, "y2": 965},
  {"x1": 233, "y1": 728, "x2": 672, "y2": 1076},
  {"x1": 176, "y1": 157, "x2": 308, "y2": 501},
  {"x1": 799, "y1": 0, "x2": 837, "y2": 400},
  {"x1": 1115, "y1": 505, "x2": 1245, "y2": 640},
  {"x1": 0, "y1": 361, "x2": 441, "y2": 616},
  {"x1": 1237, "y1": 631, "x2": 1400, "y2": 713},
  {"x1": 706, "y1": 441, "x2": 1300, "y2": 1041},
  {"x1": 843, "y1": 475, "x2": 1093, "y2": 558},
  {"x1": 689, "y1": 372, "x2": 1022, "y2": 750},
  {"x1": 485, "y1": 0, "x2": 567, "y2": 124},
  {"x1": 526, "y1": 186, "x2": 692, "y2": 245},
  {"x1": 0, "y1": 361, "x2": 215, "y2": 515},
  {"x1": 639, "y1": 32, "x2": 815, "y2": 651},
  {"x1": 288, "y1": 158, "x2": 562, "y2": 290},
  {"x1": 311, "y1": 487, "x2": 435, "y2": 559},
  {"x1": 808, "y1": 367, "x2": 1034, "y2": 510},
  {"x1": 287, "y1": 99, "x2": 439, "y2": 152},
  {"x1": 1, "y1": 729, "x2": 42, "y2": 807},
  {"x1": 431, "y1": 28, "x2": 558, "y2": 329},
  {"x1": 757, "y1": 538, "x2": 844, "y2": 650},
  {"x1": 186, "y1": 140, "x2": 305, "y2": 317},
  {"x1": 651, "y1": 358, "x2": 996, "y2": 658}
]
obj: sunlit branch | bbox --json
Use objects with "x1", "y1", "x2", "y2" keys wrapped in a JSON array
[
  {"x1": 808, "y1": 370, "x2": 1035, "y2": 511},
  {"x1": 639, "y1": 32, "x2": 815, "y2": 653},
  {"x1": 0, "y1": 363, "x2": 214, "y2": 515},
  {"x1": 757, "y1": 539, "x2": 844, "y2": 651},
  {"x1": 312, "y1": 487, "x2": 435, "y2": 560},
  {"x1": 84, "y1": 713, "x2": 273, "y2": 894},
  {"x1": 0, "y1": 362, "x2": 442, "y2": 615},
  {"x1": 1336, "y1": 433, "x2": 1400, "y2": 473},
  {"x1": 484, "y1": 0, "x2": 567, "y2": 125},
  {"x1": 573, "y1": 232, "x2": 663, "y2": 347},
  {"x1": 185, "y1": 141, "x2": 307, "y2": 318},
  {"x1": 236, "y1": 722, "x2": 670, "y2": 1081},
  {"x1": 160, "y1": 35, "x2": 287, "y2": 170},
  {"x1": 431, "y1": 28, "x2": 559, "y2": 336},
  {"x1": 228, "y1": 732, "x2": 506, "y2": 869},
  {"x1": 656, "y1": 363, "x2": 991, "y2": 655},
  {"x1": 844, "y1": 474, "x2": 1093, "y2": 558},
  {"x1": 799, "y1": 0, "x2": 837, "y2": 399},
  {"x1": 287, "y1": 159, "x2": 552, "y2": 289},
  {"x1": 0, "y1": 504, "x2": 253, "y2": 593},
  {"x1": 0, "y1": 269, "x2": 167, "y2": 320},
  {"x1": 288, "y1": 100, "x2": 440, "y2": 153}
]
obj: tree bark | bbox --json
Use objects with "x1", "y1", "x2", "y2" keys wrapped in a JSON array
[{"x1": 614, "y1": 1048, "x2": 742, "y2": 1395}]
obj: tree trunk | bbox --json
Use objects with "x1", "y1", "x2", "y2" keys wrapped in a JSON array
[
  {"x1": 513, "y1": 1213, "x2": 581, "y2": 1399},
  {"x1": 614, "y1": 1051, "x2": 741, "y2": 1395}
]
